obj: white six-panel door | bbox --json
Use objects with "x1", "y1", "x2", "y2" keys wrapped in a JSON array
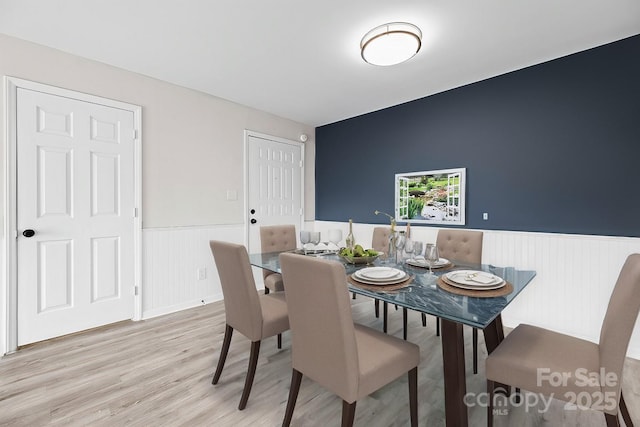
[
  {"x1": 246, "y1": 133, "x2": 304, "y2": 255},
  {"x1": 16, "y1": 88, "x2": 136, "y2": 345}
]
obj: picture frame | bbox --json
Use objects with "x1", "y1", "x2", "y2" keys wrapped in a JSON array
[{"x1": 394, "y1": 168, "x2": 466, "y2": 225}]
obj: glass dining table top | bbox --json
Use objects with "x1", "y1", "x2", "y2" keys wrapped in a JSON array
[{"x1": 249, "y1": 251, "x2": 536, "y2": 330}]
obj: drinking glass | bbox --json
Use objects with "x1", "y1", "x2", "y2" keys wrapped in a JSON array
[
  {"x1": 300, "y1": 230, "x2": 310, "y2": 254},
  {"x1": 404, "y1": 237, "x2": 414, "y2": 262},
  {"x1": 413, "y1": 241, "x2": 424, "y2": 259},
  {"x1": 425, "y1": 243, "x2": 439, "y2": 275},
  {"x1": 310, "y1": 231, "x2": 321, "y2": 246},
  {"x1": 327, "y1": 229, "x2": 342, "y2": 250}
]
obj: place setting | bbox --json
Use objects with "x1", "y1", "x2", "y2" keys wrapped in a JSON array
[
  {"x1": 437, "y1": 269, "x2": 513, "y2": 297},
  {"x1": 405, "y1": 243, "x2": 454, "y2": 271},
  {"x1": 347, "y1": 266, "x2": 414, "y2": 291}
]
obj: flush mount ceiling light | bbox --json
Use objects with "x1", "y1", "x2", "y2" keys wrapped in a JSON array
[{"x1": 361, "y1": 22, "x2": 422, "y2": 66}]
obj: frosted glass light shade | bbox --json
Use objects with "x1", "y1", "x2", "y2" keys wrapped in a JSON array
[{"x1": 361, "y1": 22, "x2": 422, "y2": 66}]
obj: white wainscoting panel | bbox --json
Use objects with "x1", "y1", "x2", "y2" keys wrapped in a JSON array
[
  {"x1": 314, "y1": 221, "x2": 640, "y2": 359},
  {"x1": 142, "y1": 225, "x2": 246, "y2": 319}
]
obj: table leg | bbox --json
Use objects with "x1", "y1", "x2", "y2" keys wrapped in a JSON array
[
  {"x1": 441, "y1": 319, "x2": 468, "y2": 427},
  {"x1": 483, "y1": 315, "x2": 510, "y2": 394},
  {"x1": 482, "y1": 314, "x2": 505, "y2": 354}
]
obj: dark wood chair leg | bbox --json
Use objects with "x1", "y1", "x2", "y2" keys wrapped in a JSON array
[
  {"x1": 605, "y1": 413, "x2": 621, "y2": 427},
  {"x1": 619, "y1": 391, "x2": 633, "y2": 427},
  {"x1": 421, "y1": 313, "x2": 426, "y2": 327},
  {"x1": 277, "y1": 333, "x2": 282, "y2": 349},
  {"x1": 238, "y1": 340, "x2": 261, "y2": 410},
  {"x1": 374, "y1": 299, "x2": 380, "y2": 318},
  {"x1": 352, "y1": 292, "x2": 356, "y2": 299},
  {"x1": 472, "y1": 327, "x2": 478, "y2": 374},
  {"x1": 212, "y1": 324, "x2": 233, "y2": 384},
  {"x1": 282, "y1": 369, "x2": 303, "y2": 427},
  {"x1": 487, "y1": 379, "x2": 495, "y2": 427},
  {"x1": 436, "y1": 317, "x2": 440, "y2": 336},
  {"x1": 341, "y1": 400, "x2": 357, "y2": 427},
  {"x1": 264, "y1": 287, "x2": 270, "y2": 295},
  {"x1": 402, "y1": 308, "x2": 408, "y2": 340},
  {"x1": 408, "y1": 367, "x2": 418, "y2": 427},
  {"x1": 383, "y1": 302, "x2": 388, "y2": 333}
]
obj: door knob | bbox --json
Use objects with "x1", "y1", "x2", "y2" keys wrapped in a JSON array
[
  {"x1": 250, "y1": 219, "x2": 257, "y2": 224},
  {"x1": 22, "y1": 229, "x2": 35, "y2": 238}
]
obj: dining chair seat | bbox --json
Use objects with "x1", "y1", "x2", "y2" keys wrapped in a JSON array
[
  {"x1": 486, "y1": 253, "x2": 640, "y2": 427},
  {"x1": 209, "y1": 240, "x2": 290, "y2": 410}
]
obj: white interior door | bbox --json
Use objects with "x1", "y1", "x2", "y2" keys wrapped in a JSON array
[
  {"x1": 16, "y1": 87, "x2": 136, "y2": 346},
  {"x1": 246, "y1": 132, "x2": 304, "y2": 256}
]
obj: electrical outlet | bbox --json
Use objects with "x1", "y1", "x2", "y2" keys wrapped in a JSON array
[
  {"x1": 483, "y1": 213, "x2": 489, "y2": 220},
  {"x1": 197, "y1": 267, "x2": 206, "y2": 280}
]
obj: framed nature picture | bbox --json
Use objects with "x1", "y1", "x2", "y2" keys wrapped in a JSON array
[{"x1": 394, "y1": 168, "x2": 466, "y2": 225}]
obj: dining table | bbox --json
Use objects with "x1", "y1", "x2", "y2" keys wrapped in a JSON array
[{"x1": 249, "y1": 250, "x2": 536, "y2": 427}]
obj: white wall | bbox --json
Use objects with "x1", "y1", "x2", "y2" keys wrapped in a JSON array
[
  {"x1": 313, "y1": 220, "x2": 640, "y2": 359},
  {"x1": 0, "y1": 33, "x2": 315, "y2": 354}
]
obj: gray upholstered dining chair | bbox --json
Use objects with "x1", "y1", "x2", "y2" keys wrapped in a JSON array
[
  {"x1": 371, "y1": 227, "x2": 393, "y2": 323},
  {"x1": 209, "y1": 240, "x2": 290, "y2": 410},
  {"x1": 486, "y1": 253, "x2": 640, "y2": 427},
  {"x1": 433, "y1": 229, "x2": 484, "y2": 373},
  {"x1": 279, "y1": 252, "x2": 419, "y2": 427},
  {"x1": 259, "y1": 224, "x2": 297, "y2": 294}
]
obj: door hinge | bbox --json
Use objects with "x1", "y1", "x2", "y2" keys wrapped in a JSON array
[
  {"x1": 132, "y1": 129, "x2": 138, "y2": 140},
  {"x1": 134, "y1": 286, "x2": 139, "y2": 296},
  {"x1": 134, "y1": 208, "x2": 138, "y2": 218},
  {"x1": 299, "y1": 160, "x2": 303, "y2": 168}
]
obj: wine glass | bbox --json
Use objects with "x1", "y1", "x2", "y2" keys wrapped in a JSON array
[
  {"x1": 310, "y1": 231, "x2": 321, "y2": 246},
  {"x1": 394, "y1": 231, "x2": 406, "y2": 264},
  {"x1": 425, "y1": 243, "x2": 440, "y2": 275},
  {"x1": 300, "y1": 230, "x2": 310, "y2": 254},
  {"x1": 327, "y1": 229, "x2": 342, "y2": 250}
]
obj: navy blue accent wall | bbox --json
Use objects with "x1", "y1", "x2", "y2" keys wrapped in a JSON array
[{"x1": 316, "y1": 35, "x2": 640, "y2": 237}]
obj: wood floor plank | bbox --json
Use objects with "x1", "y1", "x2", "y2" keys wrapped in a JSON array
[{"x1": 0, "y1": 297, "x2": 638, "y2": 426}]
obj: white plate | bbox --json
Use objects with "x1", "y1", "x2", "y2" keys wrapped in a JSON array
[
  {"x1": 442, "y1": 275, "x2": 506, "y2": 291},
  {"x1": 406, "y1": 257, "x2": 450, "y2": 268},
  {"x1": 445, "y1": 270, "x2": 503, "y2": 287},
  {"x1": 351, "y1": 272, "x2": 408, "y2": 286},
  {"x1": 357, "y1": 267, "x2": 403, "y2": 280}
]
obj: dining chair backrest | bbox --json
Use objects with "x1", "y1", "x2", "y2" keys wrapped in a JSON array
[
  {"x1": 209, "y1": 240, "x2": 264, "y2": 341},
  {"x1": 260, "y1": 225, "x2": 297, "y2": 279},
  {"x1": 279, "y1": 252, "x2": 359, "y2": 401},
  {"x1": 436, "y1": 229, "x2": 483, "y2": 264},
  {"x1": 372, "y1": 227, "x2": 392, "y2": 254},
  {"x1": 598, "y1": 253, "x2": 640, "y2": 397}
]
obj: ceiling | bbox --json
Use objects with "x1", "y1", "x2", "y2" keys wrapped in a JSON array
[{"x1": 1, "y1": 0, "x2": 638, "y2": 127}]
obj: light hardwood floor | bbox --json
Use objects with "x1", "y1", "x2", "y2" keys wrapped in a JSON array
[{"x1": 1, "y1": 297, "x2": 638, "y2": 426}]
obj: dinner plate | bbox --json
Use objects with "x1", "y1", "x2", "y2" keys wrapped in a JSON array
[
  {"x1": 357, "y1": 267, "x2": 403, "y2": 280},
  {"x1": 406, "y1": 257, "x2": 450, "y2": 268},
  {"x1": 445, "y1": 270, "x2": 504, "y2": 287},
  {"x1": 354, "y1": 269, "x2": 406, "y2": 284},
  {"x1": 351, "y1": 272, "x2": 409, "y2": 286},
  {"x1": 441, "y1": 274, "x2": 506, "y2": 291}
]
